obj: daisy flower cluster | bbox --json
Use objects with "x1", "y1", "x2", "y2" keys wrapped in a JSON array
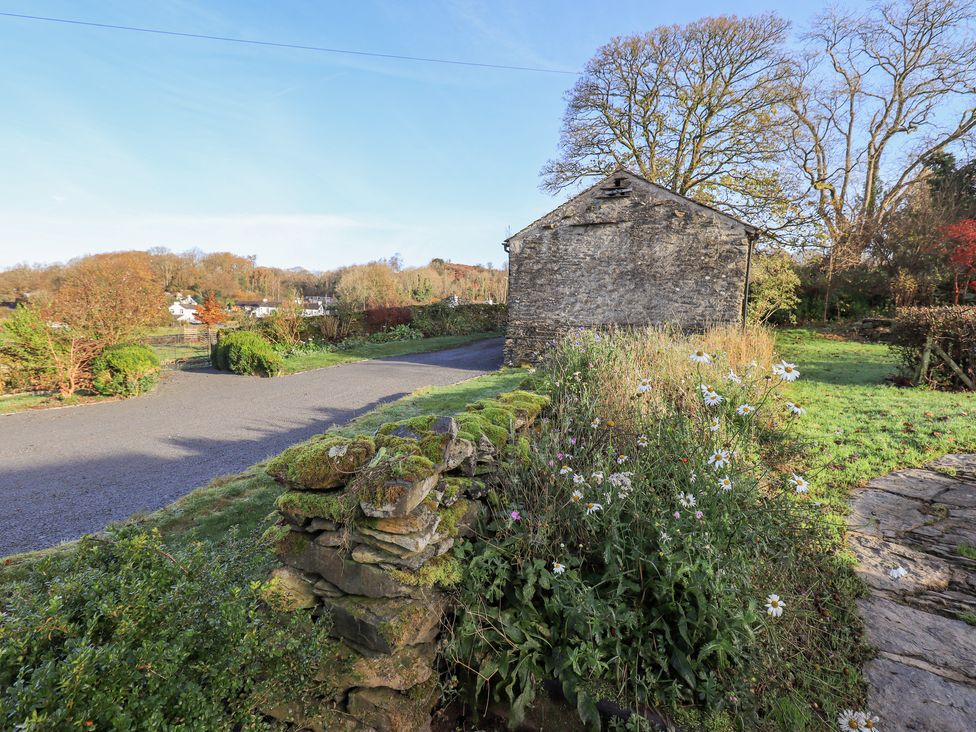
[{"x1": 837, "y1": 710, "x2": 880, "y2": 731}]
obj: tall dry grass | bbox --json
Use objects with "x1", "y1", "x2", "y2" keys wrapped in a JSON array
[{"x1": 584, "y1": 324, "x2": 777, "y2": 427}]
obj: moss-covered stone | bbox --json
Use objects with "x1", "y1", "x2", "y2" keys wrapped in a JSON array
[
  {"x1": 313, "y1": 641, "x2": 435, "y2": 693},
  {"x1": 266, "y1": 435, "x2": 376, "y2": 489},
  {"x1": 276, "y1": 489, "x2": 359, "y2": 524},
  {"x1": 354, "y1": 454, "x2": 440, "y2": 519},
  {"x1": 436, "y1": 499, "x2": 473, "y2": 538},
  {"x1": 318, "y1": 593, "x2": 446, "y2": 654},
  {"x1": 346, "y1": 685, "x2": 435, "y2": 732},
  {"x1": 455, "y1": 412, "x2": 509, "y2": 450},
  {"x1": 261, "y1": 566, "x2": 318, "y2": 611},
  {"x1": 386, "y1": 554, "x2": 463, "y2": 589}
]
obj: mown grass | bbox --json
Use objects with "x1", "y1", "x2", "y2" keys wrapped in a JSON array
[
  {"x1": 279, "y1": 332, "x2": 500, "y2": 374},
  {"x1": 777, "y1": 328, "x2": 976, "y2": 513},
  {"x1": 0, "y1": 391, "x2": 114, "y2": 415},
  {"x1": 150, "y1": 341, "x2": 210, "y2": 364}
]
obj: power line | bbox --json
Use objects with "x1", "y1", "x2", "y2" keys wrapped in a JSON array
[{"x1": 0, "y1": 10, "x2": 579, "y2": 76}]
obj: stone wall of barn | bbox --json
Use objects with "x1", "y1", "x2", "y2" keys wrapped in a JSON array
[{"x1": 503, "y1": 180, "x2": 753, "y2": 364}]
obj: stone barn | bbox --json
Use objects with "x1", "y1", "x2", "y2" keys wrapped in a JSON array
[{"x1": 502, "y1": 168, "x2": 758, "y2": 364}]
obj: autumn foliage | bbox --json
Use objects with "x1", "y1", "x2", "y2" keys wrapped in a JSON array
[{"x1": 943, "y1": 219, "x2": 976, "y2": 304}]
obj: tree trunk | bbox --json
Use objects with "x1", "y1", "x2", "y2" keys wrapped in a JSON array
[{"x1": 822, "y1": 247, "x2": 836, "y2": 322}]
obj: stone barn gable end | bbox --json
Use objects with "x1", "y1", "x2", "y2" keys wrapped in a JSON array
[{"x1": 502, "y1": 168, "x2": 759, "y2": 364}]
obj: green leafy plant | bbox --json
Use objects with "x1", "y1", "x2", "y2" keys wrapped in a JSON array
[
  {"x1": 91, "y1": 343, "x2": 161, "y2": 396},
  {"x1": 0, "y1": 529, "x2": 333, "y2": 730},
  {"x1": 212, "y1": 330, "x2": 283, "y2": 376}
]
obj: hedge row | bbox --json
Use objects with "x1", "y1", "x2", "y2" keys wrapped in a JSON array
[{"x1": 891, "y1": 306, "x2": 976, "y2": 390}]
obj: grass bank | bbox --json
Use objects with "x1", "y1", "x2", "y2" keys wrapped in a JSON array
[
  {"x1": 278, "y1": 331, "x2": 500, "y2": 374},
  {"x1": 776, "y1": 328, "x2": 976, "y2": 513}
]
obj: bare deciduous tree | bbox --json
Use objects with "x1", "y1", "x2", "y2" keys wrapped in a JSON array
[
  {"x1": 788, "y1": 0, "x2": 976, "y2": 319},
  {"x1": 542, "y1": 14, "x2": 799, "y2": 229}
]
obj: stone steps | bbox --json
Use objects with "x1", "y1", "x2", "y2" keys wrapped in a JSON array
[{"x1": 847, "y1": 454, "x2": 976, "y2": 731}]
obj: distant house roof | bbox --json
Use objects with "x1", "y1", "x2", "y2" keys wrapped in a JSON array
[
  {"x1": 235, "y1": 299, "x2": 281, "y2": 308},
  {"x1": 503, "y1": 167, "x2": 759, "y2": 247}
]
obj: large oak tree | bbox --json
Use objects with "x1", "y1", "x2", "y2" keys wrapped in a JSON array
[{"x1": 542, "y1": 14, "x2": 799, "y2": 230}]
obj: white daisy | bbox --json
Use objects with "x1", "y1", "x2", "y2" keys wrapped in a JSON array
[
  {"x1": 659, "y1": 530, "x2": 671, "y2": 543},
  {"x1": 765, "y1": 593, "x2": 785, "y2": 618},
  {"x1": 699, "y1": 383, "x2": 714, "y2": 396},
  {"x1": 786, "y1": 401, "x2": 806, "y2": 416},
  {"x1": 559, "y1": 465, "x2": 573, "y2": 476},
  {"x1": 718, "y1": 475, "x2": 733, "y2": 491},
  {"x1": 552, "y1": 562, "x2": 566, "y2": 575},
  {"x1": 590, "y1": 417, "x2": 601, "y2": 428},
  {"x1": 726, "y1": 369, "x2": 742, "y2": 384},
  {"x1": 703, "y1": 390, "x2": 724, "y2": 407},
  {"x1": 637, "y1": 435, "x2": 649, "y2": 448},
  {"x1": 837, "y1": 710, "x2": 865, "y2": 731},
  {"x1": 591, "y1": 471, "x2": 605, "y2": 485},
  {"x1": 678, "y1": 491, "x2": 697, "y2": 508},
  {"x1": 861, "y1": 713, "x2": 880, "y2": 731},
  {"x1": 572, "y1": 473, "x2": 586, "y2": 485},
  {"x1": 617, "y1": 454, "x2": 628, "y2": 464},
  {"x1": 708, "y1": 449, "x2": 730, "y2": 469},
  {"x1": 585, "y1": 502, "x2": 603, "y2": 515},
  {"x1": 607, "y1": 472, "x2": 631, "y2": 489},
  {"x1": 637, "y1": 378, "x2": 653, "y2": 394},
  {"x1": 709, "y1": 417, "x2": 721, "y2": 432},
  {"x1": 773, "y1": 361, "x2": 800, "y2": 381},
  {"x1": 790, "y1": 474, "x2": 809, "y2": 493},
  {"x1": 690, "y1": 349, "x2": 712, "y2": 364},
  {"x1": 888, "y1": 565, "x2": 908, "y2": 580},
  {"x1": 570, "y1": 489, "x2": 584, "y2": 502},
  {"x1": 736, "y1": 403, "x2": 755, "y2": 416}
]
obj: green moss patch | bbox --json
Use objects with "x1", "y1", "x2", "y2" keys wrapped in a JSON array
[
  {"x1": 266, "y1": 435, "x2": 376, "y2": 489},
  {"x1": 386, "y1": 554, "x2": 462, "y2": 589},
  {"x1": 275, "y1": 490, "x2": 359, "y2": 524}
]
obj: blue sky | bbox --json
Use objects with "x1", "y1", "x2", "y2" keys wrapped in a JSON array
[{"x1": 0, "y1": 0, "x2": 834, "y2": 271}]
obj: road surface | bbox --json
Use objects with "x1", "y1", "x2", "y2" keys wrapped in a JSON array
[{"x1": 0, "y1": 338, "x2": 502, "y2": 556}]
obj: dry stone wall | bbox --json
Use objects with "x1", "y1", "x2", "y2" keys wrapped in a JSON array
[{"x1": 260, "y1": 389, "x2": 548, "y2": 732}]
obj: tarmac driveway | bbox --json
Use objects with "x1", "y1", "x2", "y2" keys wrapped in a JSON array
[{"x1": 0, "y1": 338, "x2": 503, "y2": 556}]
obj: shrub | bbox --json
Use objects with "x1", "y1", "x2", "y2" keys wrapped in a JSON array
[
  {"x1": 410, "y1": 302, "x2": 507, "y2": 336},
  {"x1": 91, "y1": 343, "x2": 161, "y2": 396},
  {"x1": 213, "y1": 330, "x2": 283, "y2": 376},
  {"x1": 891, "y1": 306, "x2": 976, "y2": 389},
  {"x1": 445, "y1": 326, "x2": 862, "y2": 729},
  {"x1": 365, "y1": 306, "x2": 413, "y2": 330},
  {"x1": 0, "y1": 529, "x2": 333, "y2": 730}
]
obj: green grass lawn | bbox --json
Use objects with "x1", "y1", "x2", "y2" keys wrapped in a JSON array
[
  {"x1": 279, "y1": 331, "x2": 501, "y2": 374},
  {"x1": 150, "y1": 341, "x2": 211, "y2": 364},
  {"x1": 777, "y1": 328, "x2": 976, "y2": 513}
]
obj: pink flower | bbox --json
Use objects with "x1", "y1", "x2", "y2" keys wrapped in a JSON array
[
  {"x1": 569, "y1": 437, "x2": 577, "y2": 445},
  {"x1": 695, "y1": 511, "x2": 703, "y2": 520},
  {"x1": 673, "y1": 511, "x2": 681, "y2": 519},
  {"x1": 510, "y1": 510, "x2": 521, "y2": 521},
  {"x1": 557, "y1": 452, "x2": 565, "y2": 460}
]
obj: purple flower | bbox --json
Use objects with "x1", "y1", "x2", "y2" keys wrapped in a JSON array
[
  {"x1": 673, "y1": 511, "x2": 681, "y2": 519},
  {"x1": 557, "y1": 452, "x2": 565, "y2": 460},
  {"x1": 695, "y1": 511, "x2": 704, "y2": 520},
  {"x1": 569, "y1": 436, "x2": 577, "y2": 446},
  {"x1": 548, "y1": 459, "x2": 555, "y2": 467},
  {"x1": 510, "y1": 510, "x2": 521, "y2": 521}
]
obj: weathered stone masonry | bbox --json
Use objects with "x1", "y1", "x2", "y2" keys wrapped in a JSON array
[
  {"x1": 260, "y1": 390, "x2": 548, "y2": 732},
  {"x1": 503, "y1": 168, "x2": 758, "y2": 364}
]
